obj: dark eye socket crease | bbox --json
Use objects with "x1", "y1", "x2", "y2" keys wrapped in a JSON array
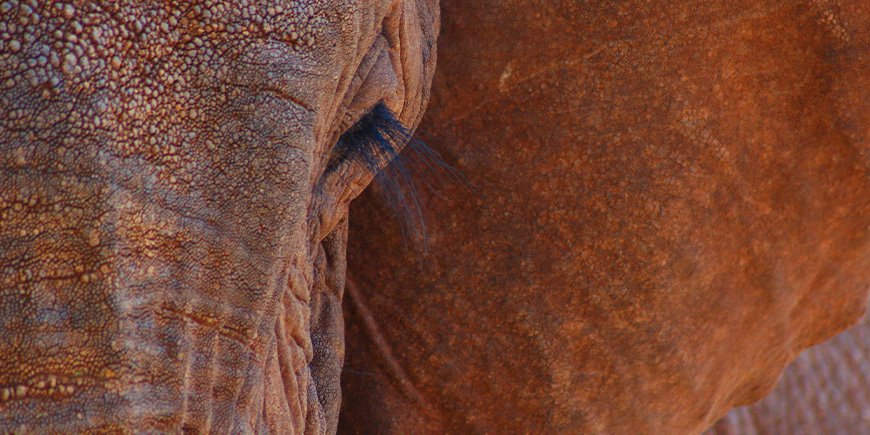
[{"x1": 331, "y1": 102, "x2": 464, "y2": 252}]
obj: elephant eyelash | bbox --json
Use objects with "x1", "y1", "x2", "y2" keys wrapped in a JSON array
[
  {"x1": 328, "y1": 102, "x2": 409, "y2": 174},
  {"x1": 332, "y1": 102, "x2": 464, "y2": 252}
]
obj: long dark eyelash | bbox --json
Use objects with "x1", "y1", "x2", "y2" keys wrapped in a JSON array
[
  {"x1": 328, "y1": 102, "x2": 406, "y2": 174},
  {"x1": 332, "y1": 102, "x2": 465, "y2": 252}
]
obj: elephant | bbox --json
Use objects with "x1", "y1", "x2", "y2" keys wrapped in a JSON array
[
  {"x1": 0, "y1": 0, "x2": 438, "y2": 432},
  {"x1": 338, "y1": 0, "x2": 870, "y2": 434},
  {"x1": 1, "y1": 1, "x2": 868, "y2": 434}
]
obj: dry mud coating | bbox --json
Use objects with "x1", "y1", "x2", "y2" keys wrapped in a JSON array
[
  {"x1": 340, "y1": 0, "x2": 870, "y2": 433},
  {"x1": 0, "y1": 0, "x2": 437, "y2": 432}
]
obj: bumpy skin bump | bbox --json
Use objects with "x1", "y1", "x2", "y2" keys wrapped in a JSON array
[
  {"x1": 340, "y1": 0, "x2": 869, "y2": 433},
  {"x1": 0, "y1": 0, "x2": 437, "y2": 432}
]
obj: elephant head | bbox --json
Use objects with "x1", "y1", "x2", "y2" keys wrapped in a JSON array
[{"x1": 0, "y1": 0, "x2": 437, "y2": 432}]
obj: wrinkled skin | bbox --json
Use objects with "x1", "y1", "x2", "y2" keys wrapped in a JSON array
[
  {"x1": 0, "y1": 0, "x2": 437, "y2": 432},
  {"x1": 340, "y1": 0, "x2": 869, "y2": 433}
]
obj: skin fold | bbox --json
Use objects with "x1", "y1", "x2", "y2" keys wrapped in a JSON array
[
  {"x1": 710, "y1": 311, "x2": 870, "y2": 434},
  {"x1": 340, "y1": 0, "x2": 869, "y2": 433},
  {"x1": 0, "y1": 0, "x2": 437, "y2": 432}
]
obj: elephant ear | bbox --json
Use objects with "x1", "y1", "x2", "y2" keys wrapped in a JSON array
[{"x1": 708, "y1": 312, "x2": 870, "y2": 434}]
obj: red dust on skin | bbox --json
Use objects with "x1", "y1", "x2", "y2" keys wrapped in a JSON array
[
  {"x1": 339, "y1": 1, "x2": 870, "y2": 434},
  {"x1": 0, "y1": 0, "x2": 438, "y2": 432}
]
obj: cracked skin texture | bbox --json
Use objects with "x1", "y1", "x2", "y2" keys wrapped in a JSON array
[
  {"x1": 0, "y1": 0, "x2": 438, "y2": 432},
  {"x1": 340, "y1": 0, "x2": 870, "y2": 433}
]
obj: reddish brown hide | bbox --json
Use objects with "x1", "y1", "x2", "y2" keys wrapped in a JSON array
[
  {"x1": 709, "y1": 311, "x2": 870, "y2": 434},
  {"x1": 339, "y1": 1, "x2": 870, "y2": 433}
]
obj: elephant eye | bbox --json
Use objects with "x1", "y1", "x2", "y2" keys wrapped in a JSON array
[
  {"x1": 327, "y1": 102, "x2": 412, "y2": 174},
  {"x1": 325, "y1": 101, "x2": 460, "y2": 250}
]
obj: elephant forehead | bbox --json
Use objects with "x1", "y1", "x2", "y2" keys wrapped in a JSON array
[
  {"x1": 0, "y1": 1, "x2": 385, "y2": 144},
  {"x1": 0, "y1": 1, "x2": 420, "y2": 203},
  {"x1": 0, "y1": 1, "x2": 395, "y2": 224}
]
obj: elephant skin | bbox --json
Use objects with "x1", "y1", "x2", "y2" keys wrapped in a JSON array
[
  {"x1": 340, "y1": 0, "x2": 870, "y2": 433},
  {"x1": 708, "y1": 311, "x2": 870, "y2": 434},
  {"x1": 0, "y1": 0, "x2": 438, "y2": 432}
]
